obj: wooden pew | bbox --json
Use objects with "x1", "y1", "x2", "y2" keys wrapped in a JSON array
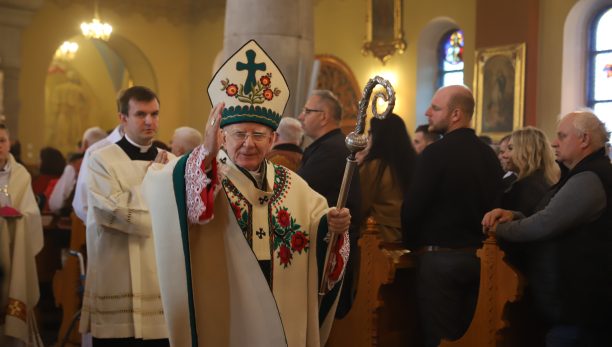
[
  {"x1": 326, "y1": 217, "x2": 419, "y2": 346},
  {"x1": 326, "y1": 219, "x2": 526, "y2": 347},
  {"x1": 441, "y1": 235, "x2": 523, "y2": 347},
  {"x1": 52, "y1": 213, "x2": 86, "y2": 346}
]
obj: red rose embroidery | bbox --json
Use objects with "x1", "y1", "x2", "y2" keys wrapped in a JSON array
[
  {"x1": 231, "y1": 203, "x2": 241, "y2": 219},
  {"x1": 278, "y1": 244, "x2": 292, "y2": 267},
  {"x1": 226, "y1": 84, "x2": 238, "y2": 96},
  {"x1": 260, "y1": 75, "x2": 271, "y2": 86},
  {"x1": 277, "y1": 209, "x2": 290, "y2": 228},
  {"x1": 263, "y1": 88, "x2": 274, "y2": 101},
  {"x1": 291, "y1": 231, "x2": 309, "y2": 253}
]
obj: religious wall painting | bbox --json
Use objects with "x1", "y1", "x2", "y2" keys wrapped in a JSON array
[
  {"x1": 45, "y1": 36, "x2": 134, "y2": 155},
  {"x1": 362, "y1": 0, "x2": 406, "y2": 64},
  {"x1": 315, "y1": 55, "x2": 362, "y2": 134},
  {"x1": 45, "y1": 66, "x2": 91, "y2": 154},
  {"x1": 473, "y1": 43, "x2": 526, "y2": 139}
]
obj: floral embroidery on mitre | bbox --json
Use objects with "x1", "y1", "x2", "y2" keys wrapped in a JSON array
[
  {"x1": 326, "y1": 231, "x2": 350, "y2": 291},
  {"x1": 220, "y1": 72, "x2": 281, "y2": 105},
  {"x1": 185, "y1": 146, "x2": 209, "y2": 224},
  {"x1": 272, "y1": 206, "x2": 310, "y2": 268}
]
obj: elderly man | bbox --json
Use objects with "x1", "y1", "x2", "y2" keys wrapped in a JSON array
[
  {"x1": 170, "y1": 126, "x2": 202, "y2": 156},
  {"x1": 298, "y1": 89, "x2": 361, "y2": 318},
  {"x1": 48, "y1": 126, "x2": 107, "y2": 214},
  {"x1": 266, "y1": 117, "x2": 303, "y2": 171},
  {"x1": 402, "y1": 85, "x2": 503, "y2": 347},
  {"x1": 143, "y1": 40, "x2": 350, "y2": 347},
  {"x1": 483, "y1": 111, "x2": 612, "y2": 347},
  {"x1": 79, "y1": 86, "x2": 171, "y2": 346}
]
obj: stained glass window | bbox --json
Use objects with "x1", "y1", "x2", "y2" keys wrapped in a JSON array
[
  {"x1": 438, "y1": 29, "x2": 464, "y2": 87},
  {"x1": 588, "y1": 6, "x2": 612, "y2": 126}
]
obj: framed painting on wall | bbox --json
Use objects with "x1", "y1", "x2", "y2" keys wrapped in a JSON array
[
  {"x1": 362, "y1": 0, "x2": 406, "y2": 64},
  {"x1": 472, "y1": 43, "x2": 526, "y2": 139}
]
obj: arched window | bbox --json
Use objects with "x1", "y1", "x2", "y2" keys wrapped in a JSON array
[
  {"x1": 437, "y1": 29, "x2": 464, "y2": 88},
  {"x1": 588, "y1": 6, "x2": 612, "y2": 124}
]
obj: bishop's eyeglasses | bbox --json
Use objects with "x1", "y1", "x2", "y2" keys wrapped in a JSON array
[{"x1": 225, "y1": 130, "x2": 272, "y2": 143}]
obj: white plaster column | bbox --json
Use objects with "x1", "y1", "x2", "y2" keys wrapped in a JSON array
[
  {"x1": 0, "y1": 0, "x2": 42, "y2": 136},
  {"x1": 223, "y1": 0, "x2": 314, "y2": 117}
]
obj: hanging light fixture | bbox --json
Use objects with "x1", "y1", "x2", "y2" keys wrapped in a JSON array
[
  {"x1": 54, "y1": 41, "x2": 79, "y2": 61},
  {"x1": 80, "y1": 0, "x2": 112, "y2": 41}
]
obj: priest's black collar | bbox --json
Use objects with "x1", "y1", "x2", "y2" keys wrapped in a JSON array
[{"x1": 116, "y1": 136, "x2": 158, "y2": 161}]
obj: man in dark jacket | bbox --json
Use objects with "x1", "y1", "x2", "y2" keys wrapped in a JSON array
[
  {"x1": 298, "y1": 90, "x2": 361, "y2": 318},
  {"x1": 402, "y1": 85, "x2": 503, "y2": 346},
  {"x1": 483, "y1": 110, "x2": 612, "y2": 347}
]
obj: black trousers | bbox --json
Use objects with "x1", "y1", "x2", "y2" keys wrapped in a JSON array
[
  {"x1": 92, "y1": 337, "x2": 170, "y2": 347},
  {"x1": 416, "y1": 250, "x2": 480, "y2": 347}
]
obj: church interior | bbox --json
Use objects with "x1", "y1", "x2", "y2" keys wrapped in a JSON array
[{"x1": 1, "y1": 0, "x2": 611, "y2": 346}]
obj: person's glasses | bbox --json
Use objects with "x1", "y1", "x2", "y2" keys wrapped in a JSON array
[
  {"x1": 302, "y1": 107, "x2": 323, "y2": 115},
  {"x1": 226, "y1": 130, "x2": 271, "y2": 143}
]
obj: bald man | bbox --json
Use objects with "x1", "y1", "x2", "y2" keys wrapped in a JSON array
[
  {"x1": 401, "y1": 85, "x2": 503, "y2": 346},
  {"x1": 483, "y1": 111, "x2": 612, "y2": 346},
  {"x1": 48, "y1": 126, "x2": 107, "y2": 214},
  {"x1": 267, "y1": 117, "x2": 304, "y2": 172},
  {"x1": 170, "y1": 126, "x2": 202, "y2": 156}
]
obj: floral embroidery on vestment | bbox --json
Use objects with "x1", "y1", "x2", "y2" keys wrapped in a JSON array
[
  {"x1": 222, "y1": 178, "x2": 253, "y2": 246},
  {"x1": 6, "y1": 297, "x2": 27, "y2": 322}
]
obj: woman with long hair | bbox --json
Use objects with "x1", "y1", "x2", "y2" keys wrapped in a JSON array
[
  {"x1": 499, "y1": 126, "x2": 561, "y2": 345},
  {"x1": 359, "y1": 113, "x2": 417, "y2": 242},
  {"x1": 501, "y1": 126, "x2": 560, "y2": 216}
]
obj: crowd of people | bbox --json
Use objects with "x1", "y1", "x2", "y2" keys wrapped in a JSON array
[{"x1": 2, "y1": 41, "x2": 611, "y2": 347}]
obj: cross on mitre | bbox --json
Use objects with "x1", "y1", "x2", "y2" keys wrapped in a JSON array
[{"x1": 236, "y1": 49, "x2": 266, "y2": 94}]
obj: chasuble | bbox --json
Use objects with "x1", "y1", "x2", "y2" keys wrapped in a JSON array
[{"x1": 144, "y1": 146, "x2": 349, "y2": 347}]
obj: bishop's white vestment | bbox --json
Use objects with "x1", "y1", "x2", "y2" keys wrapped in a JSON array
[{"x1": 143, "y1": 147, "x2": 349, "y2": 347}]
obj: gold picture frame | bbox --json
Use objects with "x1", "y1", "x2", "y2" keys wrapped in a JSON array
[
  {"x1": 473, "y1": 43, "x2": 526, "y2": 139},
  {"x1": 362, "y1": 0, "x2": 406, "y2": 64}
]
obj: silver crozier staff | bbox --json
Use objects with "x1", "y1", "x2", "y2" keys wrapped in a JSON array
[{"x1": 318, "y1": 76, "x2": 396, "y2": 305}]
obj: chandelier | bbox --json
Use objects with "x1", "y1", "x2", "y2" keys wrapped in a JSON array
[
  {"x1": 54, "y1": 41, "x2": 79, "y2": 61},
  {"x1": 80, "y1": 0, "x2": 112, "y2": 41}
]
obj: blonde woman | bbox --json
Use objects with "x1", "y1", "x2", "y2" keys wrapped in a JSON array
[{"x1": 501, "y1": 126, "x2": 560, "y2": 216}]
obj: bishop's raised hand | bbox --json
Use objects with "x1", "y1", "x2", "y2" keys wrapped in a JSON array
[{"x1": 202, "y1": 102, "x2": 224, "y2": 169}]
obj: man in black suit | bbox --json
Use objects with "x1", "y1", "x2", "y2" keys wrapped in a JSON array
[
  {"x1": 402, "y1": 85, "x2": 503, "y2": 346},
  {"x1": 298, "y1": 90, "x2": 361, "y2": 318}
]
